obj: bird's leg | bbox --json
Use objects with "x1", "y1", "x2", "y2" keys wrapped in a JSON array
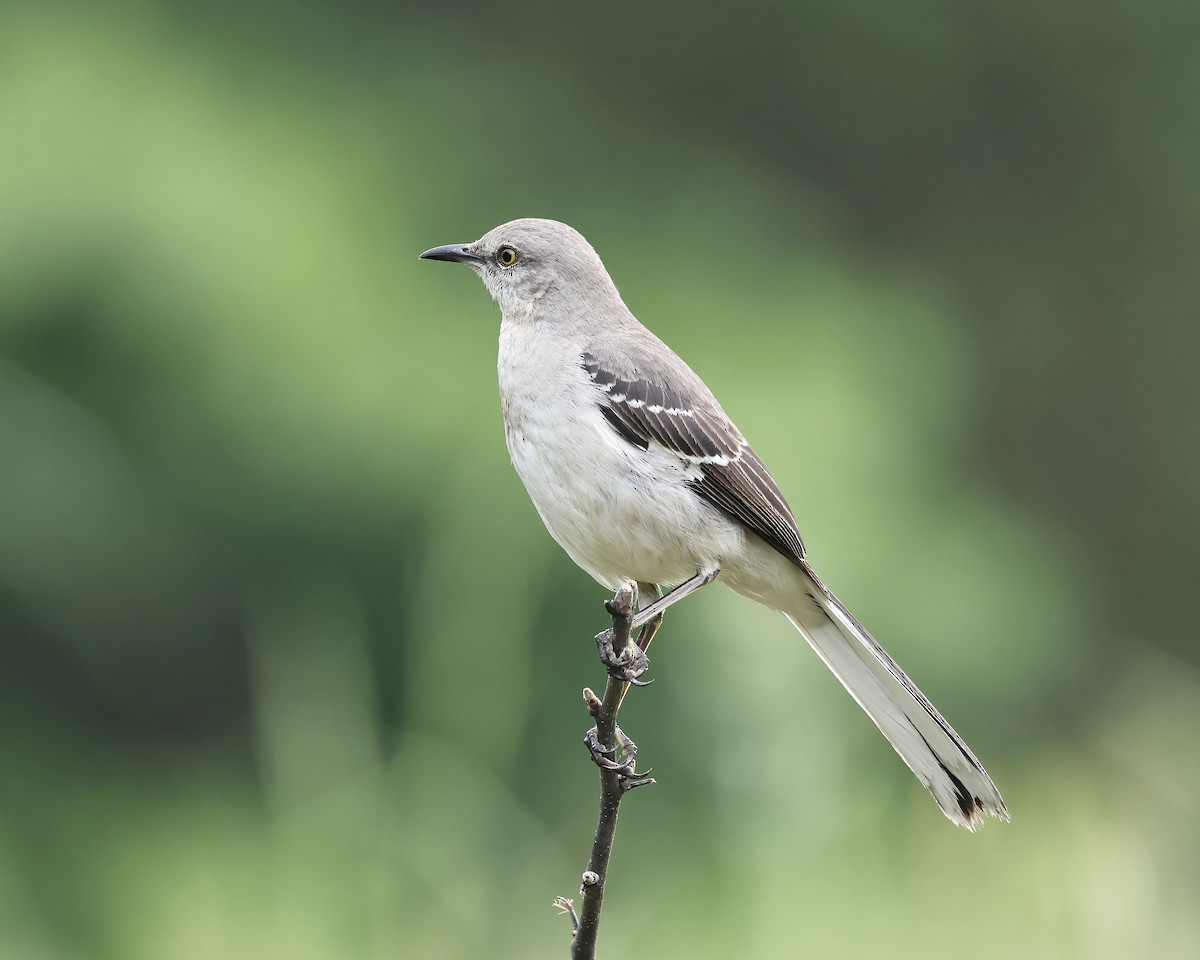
[
  {"x1": 593, "y1": 569, "x2": 717, "y2": 684},
  {"x1": 629, "y1": 567, "x2": 719, "y2": 629},
  {"x1": 607, "y1": 582, "x2": 664, "y2": 713},
  {"x1": 583, "y1": 585, "x2": 652, "y2": 777},
  {"x1": 595, "y1": 576, "x2": 703, "y2": 774},
  {"x1": 584, "y1": 584, "x2": 655, "y2": 785},
  {"x1": 634, "y1": 581, "x2": 663, "y2": 651}
]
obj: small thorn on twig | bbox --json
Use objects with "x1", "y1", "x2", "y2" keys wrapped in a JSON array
[{"x1": 583, "y1": 687, "x2": 603, "y2": 716}]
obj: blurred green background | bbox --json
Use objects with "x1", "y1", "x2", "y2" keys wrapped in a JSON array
[{"x1": 2, "y1": 2, "x2": 1198, "y2": 957}]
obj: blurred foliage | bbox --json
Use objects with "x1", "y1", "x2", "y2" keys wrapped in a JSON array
[{"x1": 1, "y1": 1, "x2": 1198, "y2": 957}]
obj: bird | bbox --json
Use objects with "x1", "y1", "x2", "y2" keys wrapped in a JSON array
[{"x1": 420, "y1": 218, "x2": 1008, "y2": 830}]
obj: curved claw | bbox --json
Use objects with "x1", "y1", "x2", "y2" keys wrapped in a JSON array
[
  {"x1": 606, "y1": 758, "x2": 649, "y2": 778},
  {"x1": 606, "y1": 644, "x2": 651, "y2": 684},
  {"x1": 594, "y1": 626, "x2": 651, "y2": 683},
  {"x1": 590, "y1": 751, "x2": 636, "y2": 774},
  {"x1": 614, "y1": 763, "x2": 654, "y2": 782},
  {"x1": 583, "y1": 729, "x2": 654, "y2": 779},
  {"x1": 585, "y1": 730, "x2": 627, "y2": 771}
]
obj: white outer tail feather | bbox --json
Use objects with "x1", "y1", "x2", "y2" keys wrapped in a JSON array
[{"x1": 785, "y1": 565, "x2": 1009, "y2": 830}]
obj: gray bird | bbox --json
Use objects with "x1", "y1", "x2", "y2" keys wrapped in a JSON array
[{"x1": 420, "y1": 218, "x2": 1008, "y2": 830}]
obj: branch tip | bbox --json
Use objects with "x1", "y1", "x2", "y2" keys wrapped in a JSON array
[{"x1": 553, "y1": 896, "x2": 580, "y2": 935}]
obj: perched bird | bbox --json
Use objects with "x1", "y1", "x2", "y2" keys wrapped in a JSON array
[{"x1": 420, "y1": 219, "x2": 1008, "y2": 829}]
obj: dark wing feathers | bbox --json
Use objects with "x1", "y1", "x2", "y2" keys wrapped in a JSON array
[
  {"x1": 700, "y1": 441, "x2": 806, "y2": 563},
  {"x1": 599, "y1": 405, "x2": 649, "y2": 450},
  {"x1": 582, "y1": 353, "x2": 806, "y2": 564}
]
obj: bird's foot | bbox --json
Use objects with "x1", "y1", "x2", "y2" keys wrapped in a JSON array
[
  {"x1": 592, "y1": 581, "x2": 653, "y2": 683},
  {"x1": 594, "y1": 625, "x2": 652, "y2": 684},
  {"x1": 584, "y1": 726, "x2": 655, "y2": 791}
]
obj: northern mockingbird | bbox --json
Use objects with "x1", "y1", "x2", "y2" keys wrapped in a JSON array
[{"x1": 420, "y1": 218, "x2": 1008, "y2": 830}]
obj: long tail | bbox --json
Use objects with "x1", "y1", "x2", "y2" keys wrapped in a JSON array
[{"x1": 785, "y1": 560, "x2": 1009, "y2": 830}]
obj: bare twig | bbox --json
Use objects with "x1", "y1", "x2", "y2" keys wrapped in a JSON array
[
  {"x1": 558, "y1": 581, "x2": 658, "y2": 960},
  {"x1": 553, "y1": 896, "x2": 580, "y2": 936}
]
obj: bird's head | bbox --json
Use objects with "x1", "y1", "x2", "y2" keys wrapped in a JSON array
[{"x1": 420, "y1": 218, "x2": 617, "y2": 315}]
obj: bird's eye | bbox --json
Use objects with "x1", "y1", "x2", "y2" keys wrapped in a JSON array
[{"x1": 496, "y1": 245, "x2": 519, "y2": 268}]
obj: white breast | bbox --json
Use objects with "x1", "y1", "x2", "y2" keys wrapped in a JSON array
[{"x1": 496, "y1": 319, "x2": 744, "y2": 590}]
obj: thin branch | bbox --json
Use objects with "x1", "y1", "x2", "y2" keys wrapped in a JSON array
[{"x1": 558, "y1": 582, "x2": 657, "y2": 960}]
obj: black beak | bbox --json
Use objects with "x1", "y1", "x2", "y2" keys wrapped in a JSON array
[{"x1": 419, "y1": 243, "x2": 482, "y2": 263}]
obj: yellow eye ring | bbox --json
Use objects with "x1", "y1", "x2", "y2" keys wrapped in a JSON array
[{"x1": 496, "y1": 245, "x2": 518, "y2": 268}]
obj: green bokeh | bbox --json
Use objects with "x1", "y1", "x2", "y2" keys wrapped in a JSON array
[{"x1": 2, "y1": 3, "x2": 1197, "y2": 958}]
